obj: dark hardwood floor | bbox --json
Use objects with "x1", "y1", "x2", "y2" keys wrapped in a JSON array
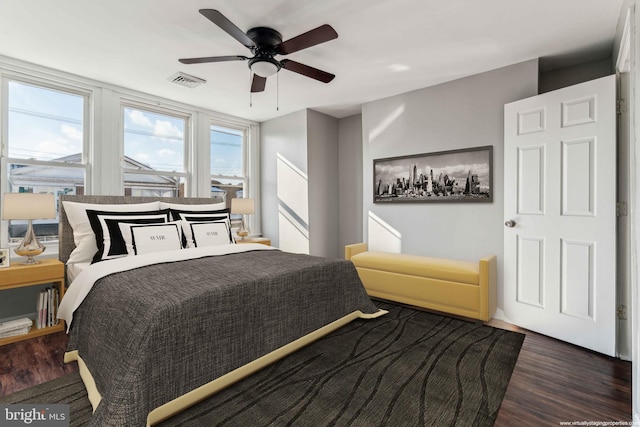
[
  {"x1": 0, "y1": 332, "x2": 77, "y2": 397},
  {"x1": 0, "y1": 322, "x2": 632, "y2": 425},
  {"x1": 490, "y1": 320, "x2": 632, "y2": 426}
]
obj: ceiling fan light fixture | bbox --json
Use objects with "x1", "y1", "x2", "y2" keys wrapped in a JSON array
[{"x1": 250, "y1": 58, "x2": 280, "y2": 78}]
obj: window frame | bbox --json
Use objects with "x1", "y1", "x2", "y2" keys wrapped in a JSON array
[
  {"x1": 0, "y1": 57, "x2": 262, "y2": 251},
  {"x1": 120, "y1": 100, "x2": 192, "y2": 197},
  {"x1": 0, "y1": 74, "x2": 92, "y2": 250},
  {"x1": 209, "y1": 123, "x2": 248, "y2": 205}
]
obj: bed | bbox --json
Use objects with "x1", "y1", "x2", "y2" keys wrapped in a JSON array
[{"x1": 56, "y1": 195, "x2": 385, "y2": 427}]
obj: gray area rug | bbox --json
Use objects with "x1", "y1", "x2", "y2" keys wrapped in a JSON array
[{"x1": 0, "y1": 301, "x2": 524, "y2": 426}]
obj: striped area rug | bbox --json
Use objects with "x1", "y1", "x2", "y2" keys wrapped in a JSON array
[{"x1": 0, "y1": 301, "x2": 524, "y2": 426}]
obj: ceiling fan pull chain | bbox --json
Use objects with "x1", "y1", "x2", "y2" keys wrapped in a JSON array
[
  {"x1": 249, "y1": 71, "x2": 253, "y2": 107},
  {"x1": 277, "y1": 72, "x2": 279, "y2": 111}
]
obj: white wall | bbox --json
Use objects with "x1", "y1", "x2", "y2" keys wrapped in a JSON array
[
  {"x1": 614, "y1": 0, "x2": 639, "y2": 422},
  {"x1": 338, "y1": 114, "x2": 364, "y2": 253},
  {"x1": 361, "y1": 59, "x2": 539, "y2": 314}
]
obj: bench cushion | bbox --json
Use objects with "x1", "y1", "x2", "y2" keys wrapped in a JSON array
[{"x1": 350, "y1": 251, "x2": 479, "y2": 285}]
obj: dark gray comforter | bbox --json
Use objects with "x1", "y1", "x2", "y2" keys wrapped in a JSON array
[{"x1": 66, "y1": 249, "x2": 379, "y2": 426}]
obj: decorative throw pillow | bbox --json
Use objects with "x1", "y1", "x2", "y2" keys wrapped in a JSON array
[
  {"x1": 160, "y1": 202, "x2": 226, "y2": 215},
  {"x1": 188, "y1": 221, "x2": 232, "y2": 248},
  {"x1": 87, "y1": 209, "x2": 171, "y2": 263},
  {"x1": 118, "y1": 221, "x2": 182, "y2": 255},
  {"x1": 62, "y1": 201, "x2": 160, "y2": 264},
  {"x1": 171, "y1": 209, "x2": 232, "y2": 246}
]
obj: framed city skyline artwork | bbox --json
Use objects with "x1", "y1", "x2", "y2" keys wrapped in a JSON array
[{"x1": 373, "y1": 145, "x2": 493, "y2": 203}]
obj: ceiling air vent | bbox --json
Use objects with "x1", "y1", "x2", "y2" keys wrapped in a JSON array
[{"x1": 168, "y1": 72, "x2": 206, "y2": 88}]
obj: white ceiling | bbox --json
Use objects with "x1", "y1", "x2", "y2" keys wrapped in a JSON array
[{"x1": 0, "y1": 0, "x2": 624, "y2": 123}]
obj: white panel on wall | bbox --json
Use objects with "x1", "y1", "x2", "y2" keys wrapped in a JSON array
[
  {"x1": 367, "y1": 211, "x2": 402, "y2": 253},
  {"x1": 517, "y1": 146, "x2": 545, "y2": 215},
  {"x1": 561, "y1": 239, "x2": 594, "y2": 320},
  {"x1": 561, "y1": 96, "x2": 596, "y2": 127},
  {"x1": 517, "y1": 107, "x2": 546, "y2": 135},
  {"x1": 278, "y1": 210, "x2": 309, "y2": 254},
  {"x1": 276, "y1": 154, "x2": 309, "y2": 224},
  {"x1": 562, "y1": 138, "x2": 595, "y2": 216},
  {"x1": 516, "y1": 235, "x2": 545, "y2": 308}
]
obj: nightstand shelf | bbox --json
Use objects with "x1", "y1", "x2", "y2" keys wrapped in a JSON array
[
  {"x1": 0, "y1": 259, "x2": 65, "y2": 346},
  {"x1": 236, "y1": 237, "x2": 271, "y2": 246}
]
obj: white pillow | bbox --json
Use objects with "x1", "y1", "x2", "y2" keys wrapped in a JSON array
[
  {"x1": 179, "y1": 212, "x2": 233, "y2": 247},
  {"x1": 118, "y1": 221, "x2": 182, "y2": 255},
  {"x1": 159, "y1": 201, "x2": 226, "y2": 211},
  {"x1": 188, "y1": 221, "x2": 232, "y2": 248},
  {"x1": 63, "y1": 201, "x2": 160, "y2": 264}
]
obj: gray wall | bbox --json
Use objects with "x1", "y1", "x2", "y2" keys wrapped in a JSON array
[
  {"x1": 361, "y1": 59, "x2": 539, "y2": 313},
  {"x1": 338, "y1": 114, "x2": 364, "y2": 253},
  {"x1": 539, "y1": 57, "x2": 613, "y2": 93},
  {"x1": 260, "y1": 109, "x2": 307, "y2": 249},
  {"x1": 260, "y1": 109, "x2": 341, "y2": 258},
  {"x1": 307, "y1": 110, "x2": 340, "y2": 258}
]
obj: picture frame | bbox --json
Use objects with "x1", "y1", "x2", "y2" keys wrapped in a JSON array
[
  {"x1": 373, "y1": 145, "x2": 493, "y2": 203},
  {"x1": 0, "y1": 248, "x2": 10, "y2": 268}
]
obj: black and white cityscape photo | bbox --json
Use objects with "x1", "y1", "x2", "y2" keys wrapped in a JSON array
[{"x1": 373, "y1": 146, "x2": 493, "y2": 203}]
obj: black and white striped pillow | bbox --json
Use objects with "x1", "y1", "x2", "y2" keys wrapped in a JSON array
[{"x1": 87, "y1": 209, "x2": 171, "y2": 263}]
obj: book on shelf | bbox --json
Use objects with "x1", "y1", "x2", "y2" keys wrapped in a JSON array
[
  {"x1": 35, "y1": 287, "x2": 60, "y2": 329},
  {"x1": 0, "y1": 317, "x2": 32, "y2": 335},
  {"x1": 0, "y1": 326, "x2": 31, "y2": 339}
]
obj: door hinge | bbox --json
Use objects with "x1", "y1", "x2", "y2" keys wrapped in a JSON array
[
  {"x1": 617, "y1": 98, "x2": 628, "y2": 114},
  {"x1": 617, "y1": 202, "x2": 628, "y2": 216},
  {"x1": 617, "y1": 305, "x2": 628, "y2": 320}
]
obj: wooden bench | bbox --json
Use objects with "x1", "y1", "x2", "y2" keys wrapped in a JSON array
[{"x1": 345, "y1": 243, "x2": 496, "y2": 321}]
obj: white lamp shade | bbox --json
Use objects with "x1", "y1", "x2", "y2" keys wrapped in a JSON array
[
  {"x1": 231, "y1": 198, "x2": 254, "y2": 215},
  {"x1": 2, "y1": 193, "x2": 56, "y2": 220}
]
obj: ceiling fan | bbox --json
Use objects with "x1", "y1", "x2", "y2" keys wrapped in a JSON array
[{"x1": 179, "y1": 9, "x2": 338, "y2": 93}]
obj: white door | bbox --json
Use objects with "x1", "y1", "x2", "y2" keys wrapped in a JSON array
[{"x1": 504, "y1": 75, "x2": 616, "y2": 356}]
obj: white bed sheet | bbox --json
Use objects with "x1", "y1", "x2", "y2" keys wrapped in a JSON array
[{"x1": 66, "y1": 262, "x2": 91, "y2": 283}]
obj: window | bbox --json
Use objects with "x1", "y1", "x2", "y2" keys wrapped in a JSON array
[
  {"x1": 210, "y1": 125, "x2": 245, "y2": 208},
  {"x1": 2, "y1": 79, "x2": 89, "y2": 244},
  {"x1": 122, "y1": 106, "x2": 188, "y2": 197}
]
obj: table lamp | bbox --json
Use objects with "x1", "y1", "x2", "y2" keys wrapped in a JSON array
[
  {"x1": 2, "y1": 193, "x2": 56, "y2": 264},
  {"x1": 231, "y1": 198, "x2": 254, "y2": 241}
]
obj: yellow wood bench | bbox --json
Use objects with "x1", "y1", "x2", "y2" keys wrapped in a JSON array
[{"x1": 345, "y1": 243, "x2": 496, "y2": 321}]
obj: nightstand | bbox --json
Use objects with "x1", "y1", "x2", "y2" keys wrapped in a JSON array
[
  {"x1": 236, "y1": 237, "x2": 271, "y2": 246},
  {"x1": 0, "y1": 259, "x2": 65, "y2": 346}
]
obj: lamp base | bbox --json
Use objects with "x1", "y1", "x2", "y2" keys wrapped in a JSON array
[
  {"x1": 236, "y1": 216, "x2": 250, "y2": 242},
  {"x1": 14, "y1": 219, "x2": 46, "y2": 264}
]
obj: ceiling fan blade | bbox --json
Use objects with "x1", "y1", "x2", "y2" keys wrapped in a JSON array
[
  {"x1": 199, "y1": 9, "x2": 256, "y2": 48},
  {"x1": 179, "y1": 55, "x2": 247, "y2": 64},
  {"x1": 276, "y1": 24, "x2": 338, "y2": 55},
  {"x1": 251, "y1": 75, "x2": 267, "y2": 93},
  {"x1": 280, "y1": 59, "x2": 335, "y2": 83}
]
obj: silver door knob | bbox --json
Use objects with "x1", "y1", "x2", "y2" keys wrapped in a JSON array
[{"x1": 505, "y1": 220, "x2": 516, "y2": 228}]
